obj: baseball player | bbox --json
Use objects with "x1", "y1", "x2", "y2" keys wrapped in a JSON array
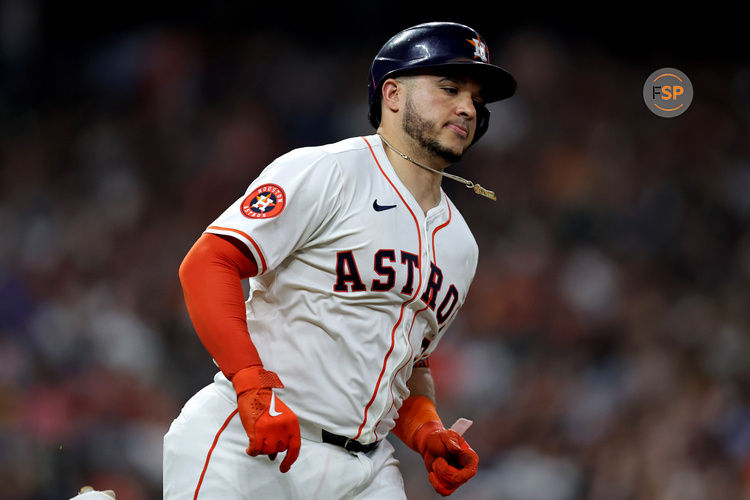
[{"x1": 163, "y1": 22, "x2": 515, "y2": 499}]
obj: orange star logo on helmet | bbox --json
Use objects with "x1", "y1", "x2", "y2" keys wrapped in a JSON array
[{"x1": 467, "y1": 38, "x2": 488, "y2": 63}]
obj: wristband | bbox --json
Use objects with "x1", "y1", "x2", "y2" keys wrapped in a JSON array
[{"x1": 231, "y1": 365, "x2": 284, "y2": 395}]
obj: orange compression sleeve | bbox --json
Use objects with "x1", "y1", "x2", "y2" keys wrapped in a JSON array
[
  {"x1": 392, "y1": 395, "x2": 444, "y2": 452},
  {"x1": 178, "y1": 232, "x2": 261, "y2": 378}
]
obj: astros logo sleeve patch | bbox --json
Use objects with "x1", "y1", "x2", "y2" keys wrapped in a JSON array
[{"x1": 241, "y1": 184, "x2": 286, "y2": 219}]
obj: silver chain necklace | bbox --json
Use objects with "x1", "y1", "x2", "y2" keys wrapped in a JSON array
[{"x1": 378, "y1": 134, "x2": 497, "y2": 201}]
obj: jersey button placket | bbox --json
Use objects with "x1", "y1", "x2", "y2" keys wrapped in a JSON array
[{"x1": 423, "y1": 222, "x2": 431, "y2": 264}]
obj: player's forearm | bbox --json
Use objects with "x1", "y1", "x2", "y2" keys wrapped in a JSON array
[
  {"x1": 406, "y1": 366, "x2": 437, "y2": 402},
  {"x1": 179, "y1": 233, "x2": 262, "y2": 378},
  {"x1": 393, "y1": 366, "x2": 442, "y2": 451}
]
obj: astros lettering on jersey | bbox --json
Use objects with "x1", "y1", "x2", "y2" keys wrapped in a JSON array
[{"x1": 205, "y1": 134, "x2": 478, "y2": 444}]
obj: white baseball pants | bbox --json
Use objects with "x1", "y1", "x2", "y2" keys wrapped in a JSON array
[{"x1": 163, "y1": 373, "x2": 407, "y2": 499}]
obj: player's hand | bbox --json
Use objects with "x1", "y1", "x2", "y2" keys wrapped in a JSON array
[
  {"x1": 414, "y1": 423, "x2": 478, "y2": 496},
  {"x1": 231, "y1": 366, "x2": 301, "y2": 473}
]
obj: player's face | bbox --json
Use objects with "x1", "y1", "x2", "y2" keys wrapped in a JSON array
[{"x1": 401, "y1": 75, "x2": 483, "y2": 163}]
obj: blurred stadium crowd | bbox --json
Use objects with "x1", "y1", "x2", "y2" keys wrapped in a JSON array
[{"x1": 1, "y1": 3, "x2": 750, "y2": 499}]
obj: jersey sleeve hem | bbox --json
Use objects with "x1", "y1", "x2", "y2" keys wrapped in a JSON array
[{"x1": 204, "y1": 225, "x2": 268, "y2": 275}]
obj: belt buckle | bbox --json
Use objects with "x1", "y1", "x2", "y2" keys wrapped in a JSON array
[{"x1": 343, "y1": 437, "x2": 358, "y2": 454}]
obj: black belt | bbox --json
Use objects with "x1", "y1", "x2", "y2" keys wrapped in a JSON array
[{"x1": 321, "y1": 429, "x2": 380, "y2": 453}]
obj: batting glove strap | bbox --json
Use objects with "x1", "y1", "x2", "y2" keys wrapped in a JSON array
[{"x1": 231, "y1": 365, "x2": 284, "y2": 396}]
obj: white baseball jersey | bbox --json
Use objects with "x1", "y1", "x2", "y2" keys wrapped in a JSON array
[{"x1": 205, "y1": 134, "x2": 478, "y2": 444}]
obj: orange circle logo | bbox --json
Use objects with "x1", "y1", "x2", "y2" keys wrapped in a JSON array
[{"x1": 240, "y1": 184, "x2": 286, "y2": 219}]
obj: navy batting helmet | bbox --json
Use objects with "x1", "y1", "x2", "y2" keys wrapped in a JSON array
[{"x1": 368, "y1": 22, "x2": 516, "y2": 144}]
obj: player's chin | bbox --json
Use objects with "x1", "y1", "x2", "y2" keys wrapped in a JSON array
[
  {"x1": 442, "y1": 125, "x2": 472, "y2": 149},
  {"x1": 440, "y1": 131, "x2": 471, "y2": 156},
  {"x1": 435, "y1": 142, "x2": 465, "y2": 164}
]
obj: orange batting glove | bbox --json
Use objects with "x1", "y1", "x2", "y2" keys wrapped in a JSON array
[
  {"x1": 231, "y1": 366, "x2": 301, "y2": 473},
  {"x1": 393, "y1": 396, "x2": 479, "y2": 496}
]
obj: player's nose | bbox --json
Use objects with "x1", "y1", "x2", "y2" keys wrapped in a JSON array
[{"x1": 455, "y1": 93, "x2": 477, "y2": 121}]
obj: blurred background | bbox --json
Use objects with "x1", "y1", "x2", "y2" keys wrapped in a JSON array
[{"x1": 1, "y1": 2, "x2": 748, "y2": 499}]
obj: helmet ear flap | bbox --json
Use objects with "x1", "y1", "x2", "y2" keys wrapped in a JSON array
[
  {"x1": 368, "y1": 95, "x2": 382, "y2": 129},
  {"x1": 472, "y1": 104, "x2": 490, "y2": 144}
]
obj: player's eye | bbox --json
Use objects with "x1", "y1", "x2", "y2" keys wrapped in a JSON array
[{"x1": 442, "y1": 87, "x2": 458, "y2": 95}]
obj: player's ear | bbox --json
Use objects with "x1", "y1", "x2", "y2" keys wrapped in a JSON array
[{"x1": 380, "y1": 78, "x2": 403, "y2": 115}]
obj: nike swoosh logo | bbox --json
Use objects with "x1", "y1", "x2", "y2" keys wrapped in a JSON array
[
  {"x1": 373, "y1": 200, "x2": 397, "y2": 212},
  {"x1": 269, "y1": 392, "x2": 283, "y2": 417}
]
